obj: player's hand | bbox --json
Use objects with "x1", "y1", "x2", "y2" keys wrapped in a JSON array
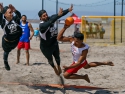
[
  {"x1": 63, "y1": 66, "x2": 69, "y2": 72},
  {"x1": 64, "y1": 24, "x2": 70, "y2": 29},
  {"x1": 29, "y1": 36, "x2": 32, "y2": 40},
  {"x1": 9, "y1": 4, "x2": 16, "y2": 12},
  {"x1": 58, "y1": 8, "x2": 63, "y2": 16},
  {"x1": 68, "y1": 4, "x2": 73, "y2": 12},
  {"x1": 0, "y1": 3, "x2": 3, "y2": 12}
]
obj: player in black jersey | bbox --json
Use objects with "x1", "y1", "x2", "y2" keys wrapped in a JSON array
[
  {"x1": 38, "y1": 5, "x2": 73, "y2": 75},
  {"x1": 0, "y1": 3, "x2": 22, "y2": 71}
]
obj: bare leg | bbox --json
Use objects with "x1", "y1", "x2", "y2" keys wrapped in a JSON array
[
  {"x1": 89, "y1": 61, "x2": 114, "y2": 67},
  {"x1": 84, "y1": 61, "x2": 114, "y2": 69},
  {"x1": 63, "y1": 72, "x2": 90, "y2": 83},
  {"x1": 16, "y1": 49, "x2": 20, "y2": 64},
  {"x1": 25, "y1": 50, "x2": 29, "y2": 66}
]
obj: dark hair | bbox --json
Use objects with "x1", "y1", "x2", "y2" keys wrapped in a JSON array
[
  {"x1": 38, "y1": 10, "x2": 46, "y2": 17},
  {"x1": 2, "y1": 6, "x2": 9, "y2": 14},
  {"x1": 74, "y1": 33, "x2": 84, "y2": 40},
  {"x1": 21, "y1": 15, "x2": 27, "y2": 19}
]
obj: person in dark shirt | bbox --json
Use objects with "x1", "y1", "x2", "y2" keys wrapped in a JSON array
[
  {"x1": 0, "y1": 3, "x2": 22, "y2": 71},
  {"x1": 38, "y1": 5, "x2": 73, "y2": 75}
]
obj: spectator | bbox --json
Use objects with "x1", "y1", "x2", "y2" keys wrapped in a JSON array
[{"x1": 34, "y1": 28, "x2": 40, "y2": 40}]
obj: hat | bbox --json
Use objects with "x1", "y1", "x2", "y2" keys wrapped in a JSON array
[
  {"x1": 2, "y1": 6, "x2": 9, "y2": 14},
  {"x1": 38, "y1": 10, "x2": 46, "y2": 17}
]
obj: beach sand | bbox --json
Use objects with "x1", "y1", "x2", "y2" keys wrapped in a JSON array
[{"x1": 0, "y1": 27, "x2": 125, "y2": 94}]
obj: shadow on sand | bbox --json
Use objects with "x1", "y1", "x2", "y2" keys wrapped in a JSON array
[
  {"x1": 32, "y1": 62, "x2": 48, "y2": 66},
  {"x1": 29, "y1": 85, "x2": 124, "y2": 94}
]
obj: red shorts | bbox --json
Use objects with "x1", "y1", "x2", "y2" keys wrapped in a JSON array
[
  {"x1": 17, "y1": 42, "x2": 30, "y2": 50},
  {"x1": 66, "y1": 60, "x2": 88, "y2": 74}
]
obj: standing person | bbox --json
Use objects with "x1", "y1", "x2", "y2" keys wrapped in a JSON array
[
  {"x1": 16, "y1": 15, "x2": 34, "y2": 66},
  {"x1": 74, "y1": 24, "x2": 80, "y2": 35},
  {"x1": 38, "y1": 5, "x2": 73, "y2": 75},
  {"x1": 34, "y1": 27, "x2": 40, "y2": 41},
  {"x1": 57, "y1": 24, "x2": 114, "y2": 82},
  {"x1": 86, "y1": 22, "x2": 90, "y2": 38},
  {"x1": 92, "y1": 23, "x2": 97, "y2": 38},
  {"x1": 0, "y1": 4, "x2": 22, "y2": 71},
  {"x1": 99, "y1": 23, "x2": 105, "y2": 39}
]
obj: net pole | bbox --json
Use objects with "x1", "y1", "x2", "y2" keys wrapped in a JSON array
[
  {"x1": 114, "y1": 0, "x2": 116, "y2": 44},
  {"x1": 121, "y1": 0, "x2": 124, "y2": 43},
  {"x1": 42, "y1": 0, "x2": 44, "y2": 10}
]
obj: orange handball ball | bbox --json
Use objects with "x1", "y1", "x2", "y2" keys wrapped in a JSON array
[{"x1": 65, "y1": 17, "x2": 74, "y2": 26}]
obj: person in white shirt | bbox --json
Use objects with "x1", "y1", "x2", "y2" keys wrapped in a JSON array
[{"x1": 57, "y1": 24, "x2": 114, "y2": 83}]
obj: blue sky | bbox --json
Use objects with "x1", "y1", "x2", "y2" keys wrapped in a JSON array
[{"x1": 0, "y1": 0, "x2": 125, "y2": 19}]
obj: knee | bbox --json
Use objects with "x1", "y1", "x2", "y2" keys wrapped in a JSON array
[
  {"x1": 25, "y1": 50, "x2": 29, "y2": 53},
  {"x1": 63, "y1": 73, "x2": 69, "y2": 79},
  {"x1": 84, "y1": 64, "x2": 90, "y2": 69},
  {"x1": 3, "y1": 52, "x2": 9, "y2": 60}
]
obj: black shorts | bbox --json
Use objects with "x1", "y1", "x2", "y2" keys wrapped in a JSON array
[{"x1": 2, "y1": 36, "x2": 19, "y2": 52}]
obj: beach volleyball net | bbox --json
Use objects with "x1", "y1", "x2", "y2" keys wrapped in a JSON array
[{"x1": 81, "y1": 16, "x2": 125, "y2": 44}]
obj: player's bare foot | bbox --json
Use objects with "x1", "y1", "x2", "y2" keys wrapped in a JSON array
[
  {"x1": 106, "y1": 61, "x2": 114, "y2": 66},
  {"x1": 26, "y1": 63, "x2": 29, "y2": 66},
  {"x1": 24, "y1": 63, "x2": 29, "y2": 66},
  {"x1": 84, "y1": 74, "x2": 90, "y2": 83}
]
